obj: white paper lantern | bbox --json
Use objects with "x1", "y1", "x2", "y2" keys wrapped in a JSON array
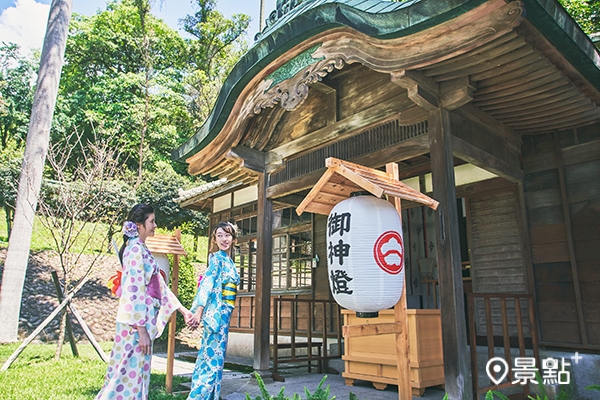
[
  {"x1": 327, "y1": 192, "x2": 404, "y2": 317},
  {"x1": 154, "y1": 253, "x2": 171, "y2": 283}
]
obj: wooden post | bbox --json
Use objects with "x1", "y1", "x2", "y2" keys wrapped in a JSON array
[
  {"x1": 1, "y1": 276, "x2": 89, "y2": 371},
  {"x1": 254, "y1": 172, "x2": 273, "y2": 374},
  {"x1": 166, "y1": 229, "x2": 181, "y2": 394},
  {"x1": 386, "y1": 163, "x2": 413, "y2": 400},
  {"x1": 50, "y1": 271, "x2": 79, "y2": 357},
  {"x1": 428, "y1": 107, "x2": 473, "y2": 399}
]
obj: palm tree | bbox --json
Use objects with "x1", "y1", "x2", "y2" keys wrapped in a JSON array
[{"x1": 0, "y1": 0, "x2": 73, "y2": 343}]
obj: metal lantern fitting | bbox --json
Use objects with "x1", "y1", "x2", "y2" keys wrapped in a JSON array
[
  {"x1": 417, "y1": 258, "x2": 437, "y2": 280},
  {"x1": 327, "y1": 192, "x2": 404, "y2": 318}
]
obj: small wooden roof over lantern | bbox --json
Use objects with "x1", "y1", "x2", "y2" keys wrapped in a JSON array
[
  {"x1": 146, "y1": 234, "x2": 187, "y2": 256},
  {"x1": 296, "y1": 158, "x2": 439, "y2": 216}
]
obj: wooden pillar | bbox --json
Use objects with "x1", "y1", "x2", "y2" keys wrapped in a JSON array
[
  {"x1": 428, "y1": 107, "x2": 472, "y2": 399},
  {"x1": 254, "y1": 172, "x2": 273, "y2": 373},
  {"x1": 165, "y1": 229, "x2": 181, "y2": 394},
  {"x1": 386, "y1": 163, "x2": 412, "y2": 400}
]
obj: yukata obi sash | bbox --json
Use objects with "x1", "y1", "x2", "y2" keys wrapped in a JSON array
[
  {"x1": 201, "y1": 281, "x2": 237, "y2": 332},
  {"x1": 222, "y1": 282, "x2": 237, "y2": 306},
  {"x1": 107, "y1": 268, "x2": 166, "y2": 300}
]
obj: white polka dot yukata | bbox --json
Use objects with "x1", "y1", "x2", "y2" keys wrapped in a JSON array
[
  {"x1": 95, "y1": 237, "x2": 182, "y2": 400},
  {"x1": 187, "y1": 250, "x2": 240, "y2": 400}
]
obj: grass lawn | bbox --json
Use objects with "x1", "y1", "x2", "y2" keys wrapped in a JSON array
[{"x1": 0, "y1": 342, "x2": 191, "y2": 400}]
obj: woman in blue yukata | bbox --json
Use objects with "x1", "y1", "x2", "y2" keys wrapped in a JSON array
[{"x1": 187, "y1": 221, "x2": 240, "y2": 400}]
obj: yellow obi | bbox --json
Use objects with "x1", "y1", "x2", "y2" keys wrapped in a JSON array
[{"x1": 222, "y1": 282, "x2": 237, "y2": 306}]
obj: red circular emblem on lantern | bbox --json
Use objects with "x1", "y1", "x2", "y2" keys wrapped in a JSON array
[{"x1": 373, "y1": 230, "x2": 404, "y2": 275}]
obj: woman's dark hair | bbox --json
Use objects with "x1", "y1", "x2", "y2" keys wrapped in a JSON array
[
  {"x1": 209, "y1": 221, "x2": 237, "y2": 256},
  {"x1": 118, "y1": 204, "x2": 154, "y2": 263}
]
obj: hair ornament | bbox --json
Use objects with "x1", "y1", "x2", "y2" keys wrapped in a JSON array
[{"x1": 123, "y1": 220, "x2": 139, "y2": 238}]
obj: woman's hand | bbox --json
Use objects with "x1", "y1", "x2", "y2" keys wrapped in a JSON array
[
  {"x1": 180, "y1": 307, "x2": 194, "y2": 326},
  {"x1": 187, "y1": 306, "x2": 203, "y2": 330},
  {"x1": 136, "y1": 326, "x2": 151, "y2": 355}
]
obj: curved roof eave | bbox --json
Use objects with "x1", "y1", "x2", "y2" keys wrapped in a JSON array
[
  {"x1": 522, "y1": 0, "x2": 600, "y2": 89},
  {"x1": 172, "y1": 0, "x2": 489, "y2": 163},
  {"x1": 172, "y1": 0, "x2": 600, "y2": 165}
]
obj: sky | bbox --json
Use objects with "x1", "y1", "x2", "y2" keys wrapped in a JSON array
[{"x1": 0, "y1": 0, "x2": 278, "y2": 53}]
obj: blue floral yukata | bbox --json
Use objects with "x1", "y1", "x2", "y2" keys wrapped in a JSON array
[
  {"x1": 187, "y1": 250, "x2": 240, "y2": 400},
  {"x1": 96, "y1": 237, "x2": 181, "y2": 400}
]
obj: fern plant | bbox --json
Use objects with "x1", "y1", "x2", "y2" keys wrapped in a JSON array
[{"x1": 245, "y1": 373, "x2": 335, "y2": 400}]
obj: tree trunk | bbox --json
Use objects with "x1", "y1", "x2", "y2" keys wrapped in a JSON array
[
  {"x1": 0, "y1": 0, "x2": 73, "y2": 343},
  {"x1": 4, "y1": 205, "x2": 12, "y2": 239},
  {"x1": 135, "y1": 0, "x2": 151, "y2": 188}
]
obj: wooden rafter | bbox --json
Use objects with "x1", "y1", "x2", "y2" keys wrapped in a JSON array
[{"x1": 296, "y1": 157, "x2": 439, "y2": 216}]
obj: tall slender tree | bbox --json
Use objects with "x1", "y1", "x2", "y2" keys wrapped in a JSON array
[{"x1": 0, "y1": 0, "x2": 73, "y2": 343}]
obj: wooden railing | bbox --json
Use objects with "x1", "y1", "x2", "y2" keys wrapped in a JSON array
[
  {"x1": 467, "y1": 293, "x2": 540, "y2": 398},
  {"x1": 272, "y1": 298, "x2": 343, "y2": 380}
]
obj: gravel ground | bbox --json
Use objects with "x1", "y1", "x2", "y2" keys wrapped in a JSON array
[{"x1": 0, "y1": 248, "x2": 204, "y2": 349}]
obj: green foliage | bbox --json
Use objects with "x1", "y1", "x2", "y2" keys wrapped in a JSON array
[
  {"x1": 0, "y1": 43, "x2": 36, "y2": 148},
  {"x1": 0, "y1": 141, "x2": 22, "y2": 209},
  {"x1": 304, "y1": 375, "x2": 336, "y2": 400},
  {"x1": 173, "y1": 256, "x2": 199, "y2": 333},
  {"x1": 246, "y1": 373, "x2": 335, "y2": 400},
  {"x1": 137, "y1": 161, "x2": 208, "y2": 234},
  {"x1": 486, "y1": 390, "x2": 510, "y2": 400},
  {"x1": 559, "y1": 0, "x2": 600, "y2": 34},
  {"x1": 587, "y1": 384, "x2": 600, "y2": 391},
  {"x1": 59, "y1": 0, "x2": 193, "y2": 172},
  {"x1": 182, "y1": 0, "x2": 249, "y2": 122}
]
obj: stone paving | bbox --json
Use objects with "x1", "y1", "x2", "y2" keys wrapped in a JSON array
[{"x1": 151, "y1": 352, "x2": 447, "y2": 400}]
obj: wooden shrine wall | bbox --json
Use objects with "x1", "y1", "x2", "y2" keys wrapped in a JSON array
[
  {"x1": 466, "y1": 183, "x2": 531, "y2": 337},
  {"x1": 522, "y1": 122, "x2": 600, "y2": 349}
]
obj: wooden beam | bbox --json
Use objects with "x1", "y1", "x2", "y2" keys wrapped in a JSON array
[
  {"x1": 227, "y1": 145, "x2": 266, "y2": 173},
  {"x1": 452, "y1": 135, "x2": 523, "y2": 182},
  {"x1": 554, "y1": 132, "x2": 588, "y2": 346},
  {"x1": 267, "y1": 93, "x2": 414, "y2": 166},
  {"x1": 309, "y1": 81, "x2": 336, "y2": 95},
  {"x1": 267, "y1": 135, "x2": 431, "y2": 199},
  {"x1": 253, "y1": 172, "x2": 273, "y2": 374},
  {"x1": 391, "y1": 70, "x2": 439, "y2": 111},
  {"x1": 428, "y1": 107, "x2": 473, "y2": 399},
  {"x1": 455, "y1": 104, "x2": 521, "y2": 152},
  {"x1": 274, "y1": 194, "x2": 306, "y2": 207},
  {"x1": 342, "y1": 322, "x2": 403, "y2": 338},
  {"x1": 332, "y1": 164, "x2": 385, "y2": 198},
  {"x1": 441, "y1": 77, "x2": 474, "y2": 110}
]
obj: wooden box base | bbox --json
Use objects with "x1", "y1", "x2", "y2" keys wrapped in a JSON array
[{"x1": 342, "y1": 309, "x2": 444, "y2": 397}]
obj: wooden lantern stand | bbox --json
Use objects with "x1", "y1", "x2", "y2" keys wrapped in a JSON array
[
  {"x1": 296, "y1": 157, "x2": 439, "y2": 400},
  {"x1": 145, "y1": 230, "x2": 187, "y2": 394}
]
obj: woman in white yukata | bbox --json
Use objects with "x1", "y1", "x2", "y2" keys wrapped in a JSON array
[
  {"x1": 187, "y1": 221, "x2": 240, "y2": 400},
  {"x1": 96, "y1": 204, "x2": 193, "y2": 400}
]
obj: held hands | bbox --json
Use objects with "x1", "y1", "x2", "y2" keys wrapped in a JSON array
[
  {"x1": 186, "y1": 306, "x2": 203, "y2": 330},
  {"x1": 180, "y1": 307, "x2": 194, "y2": 326}
]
